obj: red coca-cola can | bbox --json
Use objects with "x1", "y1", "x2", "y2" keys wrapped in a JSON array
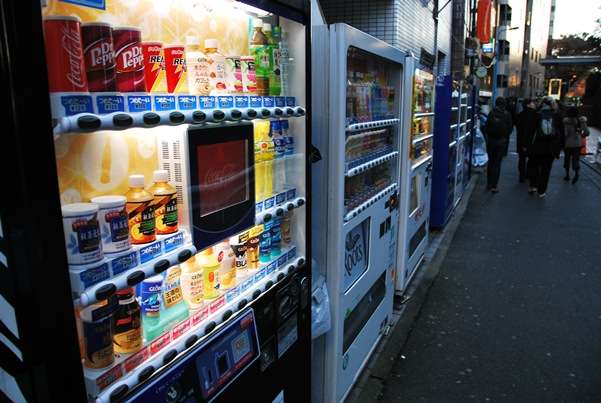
[
  {"x1": 43, "y1": 16, "x2": 88, "y2": 92},
  {"x1": 113, "y1": 27, "x2": 145, "y2": 92},
  {"x1": 81, "y1": 22, "x2": 116, "y2": 92}
]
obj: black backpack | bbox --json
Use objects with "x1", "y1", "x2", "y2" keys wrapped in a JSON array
[{"x1": 485, "y1": 109, "x2": 509, "y2": 139}]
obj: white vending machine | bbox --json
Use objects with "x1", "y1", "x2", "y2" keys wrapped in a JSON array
[
  {"x1": 396, "y1": 68, "x2": 435, "y2": 293},
  {"x1": 312, "y1": 23, "x2": 412, "y2": 403}
]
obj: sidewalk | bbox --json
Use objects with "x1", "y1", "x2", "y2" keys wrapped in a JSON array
[{"x1": 379, "y1": 153, "x2": 601, "y2": 402}]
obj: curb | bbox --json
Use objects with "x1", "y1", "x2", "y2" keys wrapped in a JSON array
[{"x1": 344, "y1": 172, "x2": 481, "y2": 403}]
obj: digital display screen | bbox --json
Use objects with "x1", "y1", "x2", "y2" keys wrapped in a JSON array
[{"x1": 196, "y1": 140, "x2": 249, "y2": 217}]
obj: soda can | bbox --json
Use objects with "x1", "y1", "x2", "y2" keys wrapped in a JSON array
[
  {"x1": 113, "y1": 27, "x2": 145, "y2": 92},
  {"x1": 139, "y1": 275, "x2": 163, "y2": 317},
  {"x1": 164, "y1": 45, "x2": 187, "y2": 93},
  {"x1": 225, "y1": 56, "x2": 243, "y2": 93},
  {"x1": 142, "y1": 42, "x2": 167, "y2": 93},
  {"x1": 81, "y1": 22, "x2": 116, "y2": 92},
  {"x1": 43, "y1": 16, "x2": 88, "y2": 92}
]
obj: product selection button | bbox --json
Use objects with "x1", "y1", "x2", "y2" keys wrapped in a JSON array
[
  {"x1": 217, "y1": 96, "x2": 234, "y2": 109},
  {"x1": 250, "y1": 96, "x2": 263, "y2": 108},
  {"x1": 199, "y1": 96, "x2": 216, "y2": 109},
  {"x1": 286, "y1": 97, "x2": 296, "y2": 107},
  {"x1": 275, "y1": 97, "x2": 286, "y2": 107},
  {"x1": 153, "y1": 95, "x2": 176, "y2": 111},
  {"x1": 235, "y1": 96, "x2": 250, "y2": 108},
  {"x1": 262, "y1": 96, "x2": 275, "y2": 108}
]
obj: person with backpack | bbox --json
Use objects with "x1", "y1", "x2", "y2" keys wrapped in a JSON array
[
  {"x1": 562, "y1": 107, "x2": 590, "y2": 183},
  {"x1": 482, "y1": 97, "x2": 513, "y2": 192},
  {"x1": 527, "y1": 98, "x2": 561, "y2": 197},
  {"x1": 515, "y1": 99, "x2": 538, "y2": 182}
]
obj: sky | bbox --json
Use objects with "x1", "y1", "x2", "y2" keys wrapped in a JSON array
[{"x1": 553, "y1": 0, "x2": 600, "y2": 38}]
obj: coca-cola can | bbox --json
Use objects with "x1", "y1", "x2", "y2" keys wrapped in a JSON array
[
  {"x1": 113, "y1": 27, "x2": 145, "y2": 92},
  {"x1": 163, "y1": 45, "x2": 187, "y2": 93},
  {"x1": 81, "y1": 22, "x2": 116, "y2": 92},
  {"x1": 142, "y1": 42, "x2": 167, "y2": 93},
  {"x1": 43, "y1": 16, "x2": 88, "y2": 92}
]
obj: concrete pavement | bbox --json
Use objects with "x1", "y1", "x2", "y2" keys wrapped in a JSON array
[{"x1": 379, "y1": 152, "x2": 601, "y2": 403}]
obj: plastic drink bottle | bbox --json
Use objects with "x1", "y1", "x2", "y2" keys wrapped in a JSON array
[
  {"x1": 271, "y1": 120, "x2": 286, "y2": 192},
  {"x1": 113, "y1": 288, "x2": 142, "y2": 354},
  {"x1": 199, "y1": 247, "x2": 220, "y2": 300},
  {"x1": 204, "y1": 39, "x2": 227, "y2": 94},
  {"x1": 265, "y1": 24, "x2": 281, "y2": 96},
  {"x1": 125, "y1": 175, "x2": 155, "y2": 244},
  {"x1": 260, "y1": 220, "x2": 272, "y2": 263},
  {"x1": 216, "y1": 240, "x2": 236, "y2": 289},
  {"x1": 148, "y1": 170, "x2": 178, "y2": 235},
  {"x1": 180, "y1": 255, "x2": 204, "y2": 310},
  {"x1": 270, "y1": 216, "x2": 282, "y2": 257},
  {"x1": 250, "y1": 19, "x2": 269, "y2": 96},
  {"x1": 263, "y1": 127, "x2": 275, "y2": 198},
  {"x1": 281, "y1": 119, "x2": 295, "y2": 189},
  {"x1": 254, "y1": 120, "x2": 273, "y2": 200},
  {"x1": 185, "y1": 36, "x2": 210, "y2": 95}
]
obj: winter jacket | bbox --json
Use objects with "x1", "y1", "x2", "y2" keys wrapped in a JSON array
[
  {"x1": 529, "y1": 106, "x2": 561, "y2": 157},
  {"x1": 482, "y1": 106, "x2": 513, "y2": 144},
  {"x1": 515, "y1": 107, "x2": 538, "y2": 152},
  {"x1": 562, "y1": 116, "x2": 590, "y2": 149}
]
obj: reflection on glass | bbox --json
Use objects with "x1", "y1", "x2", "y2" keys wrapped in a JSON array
[
  {"x1": 344, "y1": 218, "x2": 370, "y2": 292},
  {"x1": 345, "y1": 128, "x2": 393, "y2": 167},
  {"x1": 413, "y1": 69, "x2": 434, "y2": 113},
  {"x1": 411, "y1": 138, "x2": 433, "y2": 161},
  {"x1": 346, "y1": 46, "x2": 397, "y2": 125},
  {"x1": 409, "y1": 175, "x2": 420, "y2": 214},
  {"x1": 344, "y1": 161, "x2": 392, "y2": 213}
]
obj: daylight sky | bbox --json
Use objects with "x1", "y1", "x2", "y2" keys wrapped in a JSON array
[{"x1": 553, "y1": 0, "x2": 600, "y2": 38}]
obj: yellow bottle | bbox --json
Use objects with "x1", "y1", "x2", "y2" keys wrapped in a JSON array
[
  {"x1": 148, "y1": 170, "x2": 178, "y2": 235},
  {"x1": 254, "y1": 120, "x2": 273, "y2": 201},
  {"x1": 125, "y1": 174, "x2": 156, "y2": 244},
  {"x1": 199, "y1": 247, "x2": 220, "y2": 300},
  {"x1": 180, "y1": 255, "x2": 204, "y2": 310}
]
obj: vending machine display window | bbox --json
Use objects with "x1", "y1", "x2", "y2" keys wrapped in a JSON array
[{"x1": 188, "y1": 123, "x2": 255, "y2": 250}]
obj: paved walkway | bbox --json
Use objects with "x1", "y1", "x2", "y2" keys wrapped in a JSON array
[{"x1": 380, "y1": 153, "x2": 601, "y2": 403}]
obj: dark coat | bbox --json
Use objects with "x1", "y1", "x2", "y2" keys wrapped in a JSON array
[
  {"x1": 482, "y1": 106, "x2": 513, "y2": 145},
  {"x1": 515, "y1": 107, "x2": 538, "y2": 152},
  {"x1": 529, "y1": 106, "x2": 561, "y2": 157}
]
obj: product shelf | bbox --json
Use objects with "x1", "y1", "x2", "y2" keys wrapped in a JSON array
[
  {"x1": 88, "y1": 245, "x2": 306, "y2": 402},
  {"x1": 450, "y1": 123, "x2": 458, "y2": 129},
  {"x1": 345, "y1": 151, "x2": 399, "y2": 177},
  {"x1": 52, "y1": 94, "x2": 305, "y2": 135},
  {"x1": 72, "y1": 230, "x2": 195, "y2": 307},
  {"x1": 451, "y1": 107, "x2": 459, "y2": 111},
  {"x1": 449, "y1": 140, "x2": 457, "y2": 147},
  {"x1": 413, "y1": 112, "x2": 434, "y2": 118},
  {"x1": 255, "y1": 187, "x2": 306, "y2": 225},
  {"x1": 411, "y1": 154, "x2": 433, "y2": 171},
  {"x1": 343, "y1": 183, "x2": 397, "y2": 222},
  {"x1": 346, "y1": 118, "x2": 400, "y2": 133},
  {"x1": 411, "y1": 133, "x2": 434, "y2": 144}
]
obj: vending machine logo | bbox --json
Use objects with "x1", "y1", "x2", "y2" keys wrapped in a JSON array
[{"x1": 116, "y1": 43, "x2": 144, "y2": 73}]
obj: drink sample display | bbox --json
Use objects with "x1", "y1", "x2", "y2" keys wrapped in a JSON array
[
  {"x1": 81, "y1": 22, "x2": 116, "y2": 92},
  {"x1": 250, "y1": 19, "x2": 270, "y2": 96},
  {"x1": 345, "y1": 128, "x2": 393, "y2": 166},
  {"x1": 125, "y1": 174, "x2": 156, "y2": 245},
  {"x1": 204, "y1": 39, "x2": 227, "y2": 94},
  {"x1": 164, "y1": 44, "x2": 187, "y2": 93},
  {"x1": 344, "y1": 161, "x2": 393, "y2": 213},
  {"x1": 142, "y1": 42, "x2": 167, "y2": 92},
  {"x1": 113, "y1": 27, "x2": 145, "y2": 92},
  {"x1": 185, "y1": 36, "x2": 210, "y2": 95},
  {"x1": 148, "y1": 170, "x2": 178, "y2": 235},
  {"x1": 113, "y1": 288, "x2": 142, "y2": 354}
]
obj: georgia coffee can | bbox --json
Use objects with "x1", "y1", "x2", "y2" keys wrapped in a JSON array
[
  {"x1": 43, "y1": 16, "x2": 89, "y2": 92},
  {"x1": 163, "y1": 45, "x2": 187, "y2": 93},
  {"x1": 81, "y1": 22, "x2": 116, "y2": 92},
  {"x1": 142, "y1": 42, "x2": 167, "y2": 93},
  {"x1": 113, "y1": 27, "x2": 145, "y2": 92}
]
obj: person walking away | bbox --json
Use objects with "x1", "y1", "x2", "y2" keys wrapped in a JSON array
[
  {"x1": 515, "y1": 99, "x2": 538, "y2": 182},
  {"x1": 562, "y1": 107, "x2": 590, "y2": 184},
  {"x1": 527, "y1": 98, "x2": 561, "y2": 197},
  {"x1": 482, "y1": 97, "x2": 513, "y2": 192}
]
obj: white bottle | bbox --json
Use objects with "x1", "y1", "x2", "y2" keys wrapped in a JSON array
[
  {"x1": 279, "y1": 30, "x2": 290, "y2": 96},
  {"x1": 186, "y1": 36, "x2": 210, "y2": 95},
  {"x1": 204, "y1": 38, "x2": 227, "y2": 94}
]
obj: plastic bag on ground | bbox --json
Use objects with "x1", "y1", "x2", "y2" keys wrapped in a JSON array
[
  {"x1": 472, "y1": 122, "x2": 488, "y2": 167},
  {"x1": 311, "y1": 260, "x2": 331, "y2": 339}
]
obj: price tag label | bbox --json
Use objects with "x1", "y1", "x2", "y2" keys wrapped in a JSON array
[{"x1": 199, "y1": 96, "x2": 216, "y2": 109}]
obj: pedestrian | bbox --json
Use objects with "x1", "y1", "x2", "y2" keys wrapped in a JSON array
[
  {"x1": 561, "y1": 106, "x2": 590, "y2": 184},
  {"x1": 515, "y1": 99, "x2": 538, "y2": 182},
  {"x1": 482, "y1": 97, "x2": 513, "y2": 193},
  {"x1": 527, "y1": 98, "x2": 561, "y2": 197}
]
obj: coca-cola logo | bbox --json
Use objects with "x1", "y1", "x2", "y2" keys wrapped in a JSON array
[
  {"x1": 203, "y1": 163, "x2": 238, "y2": 187},
  {"x1": 116, "y1": 43, "x2": 143, "y2": 72},
  {"x1": 61, "y1": 26, "x2": 86, "y2": 89},
  {"x1": 85, "y1": 39, "x2": 115, "y2": 69}
]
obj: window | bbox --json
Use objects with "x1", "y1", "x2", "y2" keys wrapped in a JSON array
[
  {"x1": 497, "y1": 74, "x2": 508, "y2": 88},
  {"x1": 499, "y1": 4, "x2": 512, "y2": 25},
  {"x1": 499, "y1": 40, "x2": 510, "y2": 60},
  {"x1": 531, "y1": 47, "x2": 534, "y2": 60}
]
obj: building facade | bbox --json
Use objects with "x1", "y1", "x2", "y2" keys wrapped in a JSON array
[{"x1": 319, "y1": 0, "x2": 453, "y2": 75}]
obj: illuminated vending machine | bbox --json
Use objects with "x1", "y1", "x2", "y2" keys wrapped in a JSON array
[
  {"x1": 396, "y1": 68, "x2": 435, "y2": 293},
  {"x1": 312, "y1": 24, "x2": 411, "y2": 403},
  {"x1": 1, "y1": 1, "x2": 310, "y2": 402}
]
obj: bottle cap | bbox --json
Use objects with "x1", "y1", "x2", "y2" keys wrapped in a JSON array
[
  {"x1": 115, "y1": 287, "x2": 135, "y2": 298},
  {"x1": 62, "y1": 202, "x2": 98, "y2": 217},
  {"x1": 128, "y1": 174, "x2": 145, "y2": 188},
  {"x1": 90, "y1": 195, "x2": 126, "y2": 209},
  {"x1": 204, "y1": 38, "x2": 219, "y2": 49},
  {"x1": 186, "y1": 36, "x2": 201, "y2": 46},
  {"x1": 263, "y1": 23, "x2": 272, "y2": 32},
  {"x1": 153, "y1": 170, "x2": 170, "y2": 182}
]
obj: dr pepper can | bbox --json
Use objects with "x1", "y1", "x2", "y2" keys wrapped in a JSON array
[
  {"x1": 81, "y1": 22, "x2": 116, "y2": 92},
  {"x1": 113, "y1": 27, "x2": 145, "y2": 92},
  {"x1": 43, "y1": 16, "x2": 88, "y2": 92}
]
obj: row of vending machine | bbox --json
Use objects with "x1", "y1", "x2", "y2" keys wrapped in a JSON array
[{"x1": 1, "y1": 1, "x2": 475, "y2": 403}]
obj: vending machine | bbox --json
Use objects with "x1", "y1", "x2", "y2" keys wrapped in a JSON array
[
  {"x1": 396, "y1": 68, "x2": 435, "y2": 293},
  {"x1": 311, "y1": 23, "x2": 411, "y2": 403},
  {"x1": 430, "y1": 79, "x2": 474, "y2": 229},
  {"x1": 0, "y1": 1, "x2": 310, "y2": 402}
]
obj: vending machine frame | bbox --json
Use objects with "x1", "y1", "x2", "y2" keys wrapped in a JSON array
[
  {"x1": 312, "y1": 23, "x2": 411, "y2": 403},
  {"x1": 0, "y1": 0, "x2": 312, "y2": 402}
]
